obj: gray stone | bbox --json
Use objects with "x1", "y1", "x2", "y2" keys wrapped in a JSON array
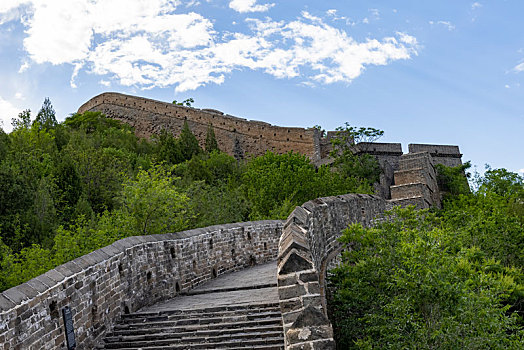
[
  {"x1": 279, "y1": 251, "x2": 313, "y2": 275},
  {"x1": 0, "y1": 294, "x2": 15, "y2": 311},
  {"x1": 291, "y1": 305, "x2": 329, "y2": 328}
]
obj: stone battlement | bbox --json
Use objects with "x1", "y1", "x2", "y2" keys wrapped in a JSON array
[
  {"x1": 0, "y1": 221, "x2": 282, "y2": 349},
  {"x1": 78, "y1": 92, "x2": 321, "y2": 162}
]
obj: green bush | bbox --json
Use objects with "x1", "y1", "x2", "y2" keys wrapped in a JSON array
[{"x1": 329, "y1": 207, "x2": 524, "y2": 349}]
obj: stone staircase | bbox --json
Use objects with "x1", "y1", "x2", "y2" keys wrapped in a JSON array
[
  {"x1": 97, "y1": 262, "x2": 284, "y2": 350},
  {"x1": 389, "y1": 152, "x2": 441, "y2": 209}
]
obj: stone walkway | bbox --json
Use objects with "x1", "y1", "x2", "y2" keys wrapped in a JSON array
[
  {"x1": 99, "y1": 261, "x2": 283, "y2": 349},
  {"x1": 142, "y1": 261, "x2": 278, "y2": 312}
]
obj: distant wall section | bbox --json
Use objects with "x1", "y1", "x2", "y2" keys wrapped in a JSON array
[{"x1": 78, "y1": 92, "x2": 320, "y2": 161}]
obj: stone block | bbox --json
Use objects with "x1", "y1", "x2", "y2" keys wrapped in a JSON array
[
  {"x1": 15, "y1": 284, "x2": 38, "y2": 300},
  {"x1": 291, "y1": 305, "x2": 330, "y2": 328},
  {"x1": 287, "y1": 325, "x2": 333, "y2": 343},
  {"x1": 2, "y1": 288, "x2": 28, "y2": 305},
  {"x1": 43, "y1": 269, "x2": 65, "y2": 284},
  {"x1": 279, "y1": 250, "x2": 313, "y2": 275},
  {"x1": 278, "y1": 274, "x2": 298, "y2": 287},
  {"x1": 306, "y1": 282, "x2": 320, "y2": 295},
  {"x1": 280, "y1": 298, "x2": 303, "y2": 313},
  {"x1": 299, "y1": 271, "x2": 319, "y2": 283},
  {"x1": 311, "y1": 339, "x2": 336, "y2": 350},
  {"x1": 0, "y1": 294, "x2": 15, "y2": 311}
]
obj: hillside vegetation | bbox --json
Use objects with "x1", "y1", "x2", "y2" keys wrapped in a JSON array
[
  {"x1": 329, "y1": 167, "x2": 524, "y2": 348},
  {"x1": 1, "y1": 99, "x2": 522, "y2": 348},
  {"x1": 0, "y1": 99, "x2": 376, "y2": 292}
]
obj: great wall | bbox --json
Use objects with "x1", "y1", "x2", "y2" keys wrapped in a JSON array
[{"x1": 0, "y1": 93, "x2": 464, "y2": 349}]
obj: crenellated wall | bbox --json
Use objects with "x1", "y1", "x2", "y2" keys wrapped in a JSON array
[
  {"x1": 276, "y1": 194, "x2": 386, "y2": 349},
  {"x1": 77, "y1": 93, "x2": 463, "y2": 204},
  {"x1": 0, "y1": 221, "x2": 282, "y2": 350},
  {"x1": 78, "y1": 92, "x2": 321, "y2": 162}
]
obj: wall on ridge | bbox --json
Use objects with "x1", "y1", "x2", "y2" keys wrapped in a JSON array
[
  {"x1": 277, "y1": 194, "x2": 386, "y2": 349},
  {"x1": 0, "y1": 221, "x2": 282, "y2": 350},
  {"x1": 408, "y1": 144, "x2": 462, "y2": 167},
  {"x1": 78, "y1": 92, "x2": 320, "y2": 161}
]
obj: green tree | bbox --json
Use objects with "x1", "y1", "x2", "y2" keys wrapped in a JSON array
[
  {"x1": 34, "y1": 98, "x2": 57, "y2": 130},
  {"x1": 115, "y1": 165, "x2": 191, "y2": 236},
  {"x1": 173, "y1": 151, "x2": 240, "y2": 185},
  {"x1": 64, "y1": 111, "x2": 122, "y2": 133},
  {"x1": 11, "y1": 109, "x2": 32, "y2": 131},
  {"x1": 154, "y1": 129, "x2": 183, "y2": 164},
  {"x1": 172, "y1": 98, "x2": 194, "y2": 107},
  {"x1": 479, "y1": 167, "x2": 524, "y2": 198},
  {"x1": 178, "y1": 120, "x2": 202, "y2": 161},
  {"x1": 329, "y1": 207, "x2": 524, "y2": 349},
  {"x1": 205, "y1": 124, "x2": 219, "y2": 153},
  {"x1": 0, "y1": 128, "x2": 9, "y2": 161},
  {"x1": 31, "y1": 176, "x2": 58, "y2": 246},
  {"x1": 435, "y1": 161, "x2": 471, "y2": 199},
  {"x1": 330, "y1": 123, "x2": 383, "y2": 187},
  {"x1": 243, "y1": 151, "x2": 322, "y2": 219}
]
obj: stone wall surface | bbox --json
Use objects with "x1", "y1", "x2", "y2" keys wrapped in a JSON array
[
  {"x1": 408, "y1": 143, "x2": 462, "y2": 167},
  {"x1": 0, "y1": 221, "x2": 282, "y2": 350},
  {"x1": 276, "y1": 194, "x2": 386, "y2": 350},
  {"x1": 78, "y1": 92, "x2": 320, "y2": 162}
]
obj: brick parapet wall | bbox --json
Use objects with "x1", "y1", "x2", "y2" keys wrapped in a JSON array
[
  {"x1": 78, "y1": 92, "x2": 320, "y2": 161},
  {"x1": 0, "y1": 221, "x2": 282, "y2": 350},
  {"x1": 277, "y1": 194, "x2": 386, "y2": 349},
  {"x1": 408, "y1": 144, "x2": 462, "y2": 168}
]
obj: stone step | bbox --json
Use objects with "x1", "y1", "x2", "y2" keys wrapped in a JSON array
[
  {"x1": 114, "y1": 316, "x2": 282, "y2": 333},
  {"x1": 104, "y1": 328, "x2": 283, "y2": 344},
  {"x1": 118, "y1": 310, "x2": 281, "y2": 328},
  {"x1": 101, "y1": 334, "x2": 285, "y2": 349},
  {"x1": 108, "y1": 316, "x2": 282, "y2": 335},
  {"x1": 107, "y1": 317, "x2": 282, "y2": 337},
  {"x1": 394, "y1": 167, "x2": 437, "y2": 191},
  {"x1": 98, "y1": 262, "x2": 284, "y2": 349},
  {"x1": 187, "y1": 283, "x2": 277, "y2": 296},
  {"x1": 390, "y1": 182, "x2": 432, "y2": 200},
  {"x1": 99, "y1": 341, "x2": 284, "y2": 350},
  {"x1": 121, "y1": 303, "x2": 280, "y2": 321}
]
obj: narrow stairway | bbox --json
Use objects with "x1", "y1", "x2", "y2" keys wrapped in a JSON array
[{"x1": 98, "y1": 262, "x2": 284, "y2": 350}]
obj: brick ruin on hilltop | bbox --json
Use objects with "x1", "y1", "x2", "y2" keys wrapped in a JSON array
[{"x1": 78, "y1": 92, "x2": 463, "y2": 208}]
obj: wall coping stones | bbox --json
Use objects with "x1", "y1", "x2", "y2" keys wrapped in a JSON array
[{"x1": 277, "y1": 194, "x2": 386, "y2": 349}]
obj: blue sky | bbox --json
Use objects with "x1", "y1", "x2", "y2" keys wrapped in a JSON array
[{"x1": 0, "y1": 0, "x2": 522, "y2": 174}]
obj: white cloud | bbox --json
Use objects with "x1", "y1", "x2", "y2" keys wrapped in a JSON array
[
  {"x1": 519, "y1": 168, "x2": 524, "y2": 174},
  {"x1": 186, "y1": 0, "x2": 200, "y2": 8},
  {"x1": 514, "y1": 62, "x2": 524, "y2": 72},
  {"x1": 472, "y1": 2, "x2": 482, "y2": 10},
  {"x1": 18, "y1": 61, "x2": 30, "y2": 73},
  {"x1": 397, "y1": 32, "x2": 418, "y2": 46},
  {"x1": 0, "y1": 96, "x2": 22, "y2": 133},
  {"x1": 3, "y1": 1, "x2": 418, "y2": 92},
  {"x1": 429, "y1": 20, "x2": 455, "y2": 31},
  {"x1": 369, "y1": 8, "x2": 380, "y2": 19},
  {"x1": 229, "y1": 0, "x2": 274, "y2": 13},
  {"x1": 437, "y1": 20, "x2": 455, "y2": 31}
]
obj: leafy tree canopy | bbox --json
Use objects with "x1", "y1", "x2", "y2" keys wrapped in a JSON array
[{"x1": 33, "y1": 97, "x2": 57, "y2": 131}]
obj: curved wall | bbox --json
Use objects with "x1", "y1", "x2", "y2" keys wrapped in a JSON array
[
  {"x1": 0, "y1": 221, "x2": 282, "y2": 350},
  {"x1": 78, "y1": 92, "x2": 320, "y2": 161},
  {"x1": 276, "y1": 194, "x2": 386, "y2": 349}
]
